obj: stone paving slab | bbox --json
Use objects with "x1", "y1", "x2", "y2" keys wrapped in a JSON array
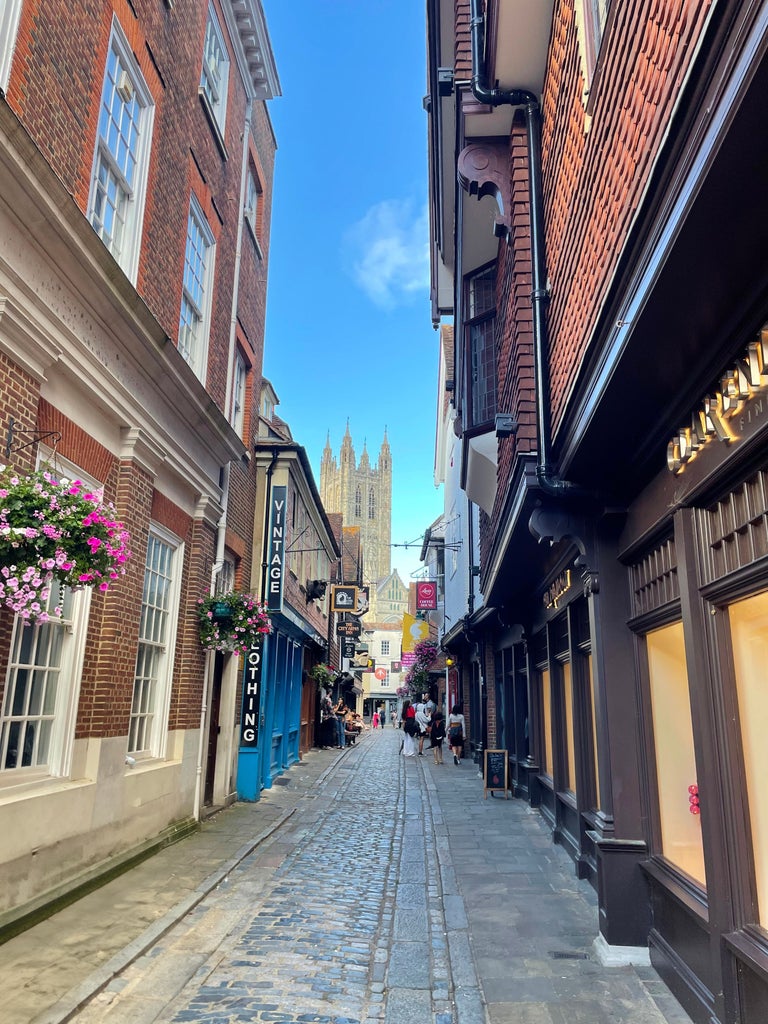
[{"x1": 2, "y1": 730, "x2": 699, "y2": 1024}]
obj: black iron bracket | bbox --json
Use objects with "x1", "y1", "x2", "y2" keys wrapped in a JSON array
[{"x1": 4, "y1": 418, "x2": 62, "y2": 459}]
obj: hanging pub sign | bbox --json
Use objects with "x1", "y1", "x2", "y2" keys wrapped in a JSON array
[
  {"x1": 416, "y1": 581, "x2": 438, "y2": 610},
  {"x1": 336, "y1": 619, "x2": 362, "y2": 638},
  {"x1": 331, "y1": 585, "x2": 357, "y2": 612},
  {"x1": 341, "y1": 636, "x2": 356, "y2": 660},
  {"x1": 351, "y1": 585, "x2": 369, "y2": 617},
  {"x1": 240, "y1": 643, "x2": 263, "y2": 748},
  {"x1": 266, "y1": 485, "x2": 287, "y2": 613}
]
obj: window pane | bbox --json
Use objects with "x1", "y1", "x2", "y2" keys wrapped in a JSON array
[
  {"x1": 178, "y1": 204, "x2": 212, "y2": 375},
  {"x1": 587, "y1": 655, "x2": 601, "y2": 810},
  {"x1": 1, "y1": 590, "x2": 70, "y2": 773},
  {"x1": 128, "y1": 533, "x2": 175, "y2": 755},
  {"x1": 541, "y1": 668, "x2": 553, "y2": 775},
  {"x1": 91, "y1": 36, "x2": 145, "y2": 261},
  {"x1": 730, "y1": 591, "x2": 768, "y2": 925},
  {"x1": 646, "y1": 621, "x2": 706, "y2": 885},
  {"x1": 471, "y1": 317, "x2": 497, "y2": 423},
  {"x1": 563, "y1": 662, "x2": 576, "y2": 793}
]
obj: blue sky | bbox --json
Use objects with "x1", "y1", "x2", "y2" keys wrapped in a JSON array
[{"x1": 261, "y1": 0, "x2": 444, "y2": 583}]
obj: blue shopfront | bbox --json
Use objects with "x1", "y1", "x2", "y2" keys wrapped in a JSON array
[{"x1": 236, "y1": 608, "x2": 326, "y2": 800}]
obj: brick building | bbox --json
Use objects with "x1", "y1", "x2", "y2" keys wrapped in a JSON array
[
  {"x1": 0, "y1": 0, "x2": 279, "y2": 926},
  {"x1": 427, "y1": 1, "x2": 768, "y2": 1021}
]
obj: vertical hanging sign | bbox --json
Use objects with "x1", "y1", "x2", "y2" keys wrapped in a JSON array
[
  {"x1": 240, "y1": 643, "x2": 263, "y2": 748},
  {"x1": 266, "y1": 485, "x2": 286, "y2": 613}
]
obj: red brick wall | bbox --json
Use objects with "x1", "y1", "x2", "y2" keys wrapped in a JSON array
[
  {"x1": 7, "y1": 0, "x2": 275, "y2": 420},
  {"x1": 541, "y1": 0, "x2": 711, "y2": 433}
]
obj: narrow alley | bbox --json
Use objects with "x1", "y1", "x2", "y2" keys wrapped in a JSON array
[{"x1": 3, "y1": 729, "x2": 694, "y2": 1024}]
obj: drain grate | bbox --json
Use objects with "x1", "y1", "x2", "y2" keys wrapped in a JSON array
[{"x1": 548, "y1": 951, "x2": 591, "y2": 960}]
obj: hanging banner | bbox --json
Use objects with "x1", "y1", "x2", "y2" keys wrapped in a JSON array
[
  {"x1": 416, "y1": 581, "x2": 438, "y2": 610},
  {"x1": 401, "y1": 612, "x2": 430, "y2": 652},
  {"x1": 266, "y1": 485, "x2": 287, "y2": 612}
]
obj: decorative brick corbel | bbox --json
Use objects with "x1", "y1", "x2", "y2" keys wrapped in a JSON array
[{"x1": 457, "y1": 142, "x2": 512, "y2": 238}]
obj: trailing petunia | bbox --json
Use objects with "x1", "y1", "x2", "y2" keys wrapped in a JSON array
[
  {"x1": 0, "y1": 464, "x2": 131, "y2": 624},
  {"x1": 197, "y1": 591, "x2": 272, "y2": 657}
]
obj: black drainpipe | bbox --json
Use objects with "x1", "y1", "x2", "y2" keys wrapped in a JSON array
[{"x1": 469, "y1": 0, "x2": 582, "y2": 499}]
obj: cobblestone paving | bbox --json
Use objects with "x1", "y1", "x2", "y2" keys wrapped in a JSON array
[{"x1": 73, "y1": 730, "x2": 457, "y2": 1024}]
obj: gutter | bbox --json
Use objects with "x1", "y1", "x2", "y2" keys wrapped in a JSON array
[{"x1": 469, "y1": 0, "x2": 585, "y2": 500}]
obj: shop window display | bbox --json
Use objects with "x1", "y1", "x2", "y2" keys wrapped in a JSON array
[
  {"x1": 729, "y1": 590, "x2": 768, "y2": 926},
  {"x1": 646, "y1": 621, "x2": 706, "y2": 885}
]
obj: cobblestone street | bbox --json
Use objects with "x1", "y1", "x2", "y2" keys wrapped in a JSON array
[{"x1": 10, "y1": 727, "x2": 696, "y2": 1024}]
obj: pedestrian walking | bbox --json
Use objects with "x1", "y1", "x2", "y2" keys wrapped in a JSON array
[
  {"x1": 448, "y1": 704, "x2": 466, "y2": 765},
  {"x1": 430, "y1": 710, "x2": 446, "y2": 764},
  {"x1": 372, "y1": 710, "x2": 379, "y2": 729},
  {"x1": 390, "y1": 709, "x2": 397, "y2": 727},
  {"x1": 379, "y1": 704, "x2": 386, "y2": 727},
  {"x1": 415, "y1": 694, "x2": 431, "y2": 756},
  {"x1": 400, "y1": 699, "x2": 418, "y2": 757}
]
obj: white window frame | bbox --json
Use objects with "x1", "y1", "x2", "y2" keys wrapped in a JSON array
[
  {"x1": 245, "y1": 168, "x2": 260, "y2": 239},
  {"x1": 381, "y1": 640, "x2": 390, "y2": 656},
  {"x1": 178, "y1": 195, "x2": 215, "y2": 381},
  {"x1": 0, "y1": 0, "x2": 23, "y2": 92},
  {"x1": 199, "y1": 5, "x2": 229, "y2": 135},
  {"x1": 87, "y1": 18, "x2": 154, "y2": 284},
  {"x1": 128, "y1": 524, "x2": 182, "y2": 759},
  {"x1": 0, "y1": 450, "x2": 95, "y2": 788},
  {"x1": 231, "y1": 348, "x2": 246, "y2": 436}
]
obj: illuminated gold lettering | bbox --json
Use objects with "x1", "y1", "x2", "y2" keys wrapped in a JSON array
[
  {"x1": 667, "y1": 439, "x2": 682, "y2": 473},
  {"x1": 703, "y1": 393, "x2": 733, "y2": 442},
  {"x1": 668, "y1": 327, "x2": 768, "y2": 473}
]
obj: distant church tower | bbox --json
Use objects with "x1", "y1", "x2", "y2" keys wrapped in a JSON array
[{"x1": 320, "y1": 423, "x2": 392, "y2": 582}]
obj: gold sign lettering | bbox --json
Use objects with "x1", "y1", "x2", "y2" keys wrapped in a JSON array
[{"x1": 667, "y1": 329, "x2": 768, "y2": 474}]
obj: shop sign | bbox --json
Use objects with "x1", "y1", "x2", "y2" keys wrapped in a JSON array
[
  {"x1": 544, "y1": 569, "x2": 572, "y2": 610},
  {"x1": 266, "y1": 485, "x2": 286, "y2": 612},
  {"x1": 341, "y1": 636, "x2": 356, "y2": 659},
  {"x1": 416, "y1": 581, "x2": 438, "y2": 610},
  {"x1": 401, "y1": 651, "x2": 417, "y2": 666},
  {"x1": 240, "y1": 643, "x2": 263, "y2": 748},
  {"x1": 667, "y1": 330, "x2": 768, "y2": 474},
  {"x1": 331, "y1": 585, "x2": 357, "y2": 612},
  {"x1": 336, "y1": 619, "x2": 362, "y2": 638}
]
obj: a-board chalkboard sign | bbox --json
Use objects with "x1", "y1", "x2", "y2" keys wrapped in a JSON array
[{"x1": 484, "y1": 749, "x2": 509, "y2": 799}]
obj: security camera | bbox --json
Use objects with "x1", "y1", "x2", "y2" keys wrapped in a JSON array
[{"x1": 125, "y1": 755, "x2": 136, "y2": 768}]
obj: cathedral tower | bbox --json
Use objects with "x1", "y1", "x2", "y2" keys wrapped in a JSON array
[{"x1": 320, "y1": 425, "x2": 392, "y2": 582}]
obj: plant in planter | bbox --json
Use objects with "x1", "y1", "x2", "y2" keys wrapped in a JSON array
[
  {"x1": 311, "y1": 663, "x2": 337, "y2": 689},
  {"x1": 0, "y1": 464, "x2": 131, "y2": 624},
  {"x1": 197, "y1": 591, "x2": 272, "y2": 656},
  {"x1": 403, "y1": 637, "x2": 439, "y2": 699}
]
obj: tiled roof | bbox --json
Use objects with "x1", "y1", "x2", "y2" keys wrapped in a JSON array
[{"x1": 455, "y1": 0, "x2": 472, "y2": 80}]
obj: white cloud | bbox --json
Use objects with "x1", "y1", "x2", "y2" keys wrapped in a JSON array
[{"x1": 344, "y1": 199, "x2": 430, "y2": 310}]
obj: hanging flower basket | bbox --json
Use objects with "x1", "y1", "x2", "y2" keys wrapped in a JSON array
[
  {"x1": 198, "y1": 591, "x2": 272, "y2": 656},
  {"x1": 210, "y1": 600, "x2": 233, "y2": 622},
  {"x1": 311, "y1": 663, "x2": 337, "y2": 689},
  {"x1": 403, "y1": 638, "x2": 439, "y2": 698},
  {"x1": 0, "y1": 464, "x2": 131, "y2": 624}
]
